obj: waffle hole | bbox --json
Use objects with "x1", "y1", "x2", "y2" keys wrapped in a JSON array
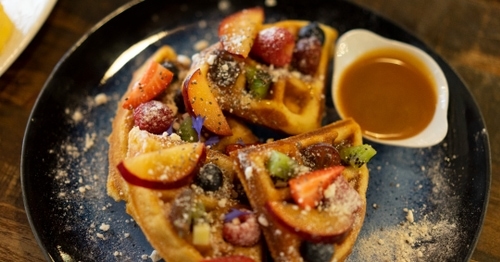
[{"x1": 283, "y1": 80, "x2": 310, "y2": 114}]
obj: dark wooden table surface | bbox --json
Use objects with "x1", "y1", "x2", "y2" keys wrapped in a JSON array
[{"x1": 0, "y1": 0, "x2": 498, "y2": 261}]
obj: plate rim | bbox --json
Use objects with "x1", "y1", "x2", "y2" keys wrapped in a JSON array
[{"x1": 20, "y1": 1, "x2": 141, "y2": 260}]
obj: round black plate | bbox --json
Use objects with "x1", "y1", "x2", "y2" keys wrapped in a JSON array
[{"x1": 21, "y1": 0, "x2": 490, "y2": 261}]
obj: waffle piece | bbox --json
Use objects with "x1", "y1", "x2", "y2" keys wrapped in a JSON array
[
  {"x1": 107, "y1": 45, "x2": 188, "y2": 202},
  {"x1": 122, "y1": 128, "x2": 263, "y2": 261},
  {"x1": 185, "y1": 14, "x2": 337, "y2": 135},
  {"x1": 107, "y1": 46, "x2": 263, "y2": 261},
  {"x1": 230, "y1": 119, "x2": 370, "y2": 262}
]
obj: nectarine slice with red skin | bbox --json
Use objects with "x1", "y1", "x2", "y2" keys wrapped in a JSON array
[
  {"x1": 218, "y1": 7, "x2": 264, "y2": 58},
  {"x1": 265, "y1": 200, "x2": 353, "y2": 243},
  {"x1": 182, "y1": 68, "x2": 232, "y2": 136},
  {"x1": 117, "y1": 142, "x2": 206, "y2": 189}
]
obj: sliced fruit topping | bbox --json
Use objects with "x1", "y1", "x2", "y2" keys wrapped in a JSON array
[
  {"x1": 201, "y1": 255, "x2": 256, "y2": 262},
  {"x1": 169, "y1": 189, "x2": 198, "y2": 237},
  {"x1": 182, "y1": 68, "x2": 232, "y2": 136},
  {"x1": 116, "y1": 142, "x2": 206, "y2": 189},
  {"x1": 245, "y1": 65, "x2": 272, "y2": 99},
  {"x1": 301, "y1": 143, "x2": 341, "y2": 170},
  {"x1": 194, "y1": 163, "x2": 224, "y2": 192},
  {"x1": 218, "y1": 7, "x2": 264, "y2": 58},
  {"x1": 222, "y1": 209, "x2": 261, "y2": 247},
  {"x1": 289, "y1": 166, "x2": 344, "y2": 209},
  {"x1": 178, "y1": 116, "x2": 199, "y2": 142},
  {"x1": 169, "y1": 188, "x2": 210, "y2": 243},
  {"x1": 292, "y1": 22, "x2": 326, "y2": 74},
  {"x1": 132, "y1": 100, "x2": 174, "y2": 134},
  {"x1": 224, "y1": 143, "x2": 246, "y2": 154},
  {"x1": 161, "y1": 60, "x2": 180, "y2": 82},
  {"x1": 122, "y1": 60, "x2": 174, "y2": 109},
  {"x1": 265, "y1": 201, "x2": 352, "y2": 243},
  {"x1": 298, "y1": 22, "x2": 325, "y2": 44},
  {"x1": 192, "y1": 222, "x2": 211, "y2": 247},
  {"x1": 300, "y1": 241, "x2": 335, "y2": 262},
  {"x1": 267, "y1": 150, "x2": 298, "y2": 180},
  {"x1": 339, "y1": 144, "x2": 377, "y2": 168},
  {"x1": 322, "y1": 174, "x2": 362, "y2": 217},
  {"x1": 251, "y1": 26, "x2": 295, "y2": 67},
  {"x1": 207, "y1": 50, "x2": 241, "y2": 88},
  {"x1": 292, "y1": 36, "x2": 322, "y2": 75}
]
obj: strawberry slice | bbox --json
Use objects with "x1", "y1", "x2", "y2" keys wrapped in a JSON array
[
  {"x1": 122, "y1": 61, "x2": 174, "y2": 109},
  {"x1": 250, "y1": 26, "x2": 295, "y2": 67},
  {"x1": 218, "y1": 7, "x2": 264, "y2": 58},
  {"x1": 289, "y1": 165, "x2": 345, "y2": 209},
  {"x1": 201, "y1": 255, "x2": 255, "y2": 262}
]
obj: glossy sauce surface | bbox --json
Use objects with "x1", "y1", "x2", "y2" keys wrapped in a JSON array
[{"x1": 336, "y1": 48, "x2": 437, "y2": 140}]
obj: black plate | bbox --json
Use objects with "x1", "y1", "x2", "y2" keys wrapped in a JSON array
[{"x1": 21, "y1": 0, "x2": 490, "y2": 261}]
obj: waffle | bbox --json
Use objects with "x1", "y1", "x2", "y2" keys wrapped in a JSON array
[
  {"x1": 230, "y1": 119, "x2": 369, "y2": 262},
  {"x1": 122, "y1": 128, "x2": 263, "y2": 261},
  {"x1": 108, "y1": 7, "x2": 369, "y2": 262},
  {"x1": 107, "y1": 46, "x2": 263, "y2": 261},
  {"x1": 107, "y1": 45, "x2": 185, "y2": 202},
  {"x1": 188, "y1": 20, "x2": 337, "y2": 135}
]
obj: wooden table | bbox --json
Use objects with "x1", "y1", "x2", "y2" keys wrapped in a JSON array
[{"x1": 0, "y1": 0, "x2": 498, "y2": 261}]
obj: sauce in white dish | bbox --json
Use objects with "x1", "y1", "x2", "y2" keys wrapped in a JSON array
[{"x1": 332, "y1": 29, "x2": 448, "y2": 148}]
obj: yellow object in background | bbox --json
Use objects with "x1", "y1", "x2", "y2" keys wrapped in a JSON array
[{"x1": 0, "y1": 4, "x2": 13, "y2": 53}]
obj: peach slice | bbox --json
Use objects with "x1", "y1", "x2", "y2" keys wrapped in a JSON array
[
  {"x1": 117, "y1": 142, "x2": 206, "y2": 189},
  {"x1": 218, "y1": 7, "x2": 264, "y2": 58},
  {"x1": 182, "y1": 68, "x2": 232, "y2": 136},
  {"x1": 265, "y1": 201, "x2": 354, "y2": 243}
]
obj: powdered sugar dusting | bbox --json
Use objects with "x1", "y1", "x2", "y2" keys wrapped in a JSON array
[
  {"x1": 46, "y1": 92, "x2": 154, "y2": 260},
  {"x1": 324, "y1": 175, "x2": 362, "y2": 217},
  {"x1": 348, "y1": 146, "x2": 464, "y2": 261},
  {"x1": 356, "y1": 216, "x2": 458, "y2": 262}
]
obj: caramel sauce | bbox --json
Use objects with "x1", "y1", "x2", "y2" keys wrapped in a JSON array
[{"x1": 336, "y1": 48, "x2": 437, "y2": 140}]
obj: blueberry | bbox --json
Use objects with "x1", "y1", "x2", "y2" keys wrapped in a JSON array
[
  {"x1": 298, "y1": 22, "x2": 325, "y2": 45},
  {"x1": 161, "y1": 61, "x2": 180, "y2": 82},
  {"x1": 194, "y1": 163, "x2": 223, "y2": 191},
  {"x1": 173, "y1": 89, "x2": 186, "y2": 113},
  {"x1": 300, "y1": 241, "x2": 335, "y2": 262}
]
